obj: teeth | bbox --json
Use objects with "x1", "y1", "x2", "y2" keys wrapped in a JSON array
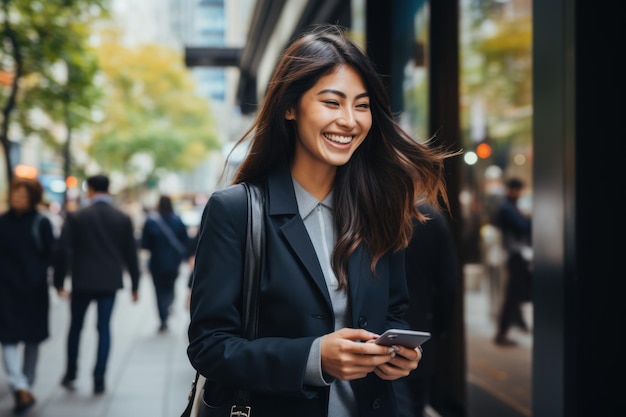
[{"x1": 324, "y1": 133, "x2": 352, "y2": 144}]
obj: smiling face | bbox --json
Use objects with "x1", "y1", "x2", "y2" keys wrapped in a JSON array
[{"x1": 286, "y1": 64, "x2": 372, "y2": 176}]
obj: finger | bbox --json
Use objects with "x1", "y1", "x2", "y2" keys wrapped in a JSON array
[
  {"x1": 373, "y1": 364, "x2": 408, "y2": 380},
  {"x1": 337, "y1": 328, "x2": 379, "y2": 342},
  {"x1": 386, "y1": 355, "x2": 418, "y2": 372},
  {"x1": 392, "y1": 345, "x2": 421, "y2": 361},
  {"x1": 351, "y1": 342, "x2": 398, "y2": 357}
]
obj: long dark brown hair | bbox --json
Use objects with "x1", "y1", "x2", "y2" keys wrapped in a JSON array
[
  {"x1": 230, "y1": 24, "x2": 456, "y2": 289},
  {"x1": 157, "y1": 195, "x2": 175, "y2": 216}
]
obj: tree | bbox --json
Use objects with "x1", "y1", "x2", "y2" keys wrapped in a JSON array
[
  {"x1": 0, "y1": 0, "x2": 108, "y2": 201},
  {"x1": 89, "y1": 29, "x2": 220, "y2": 188},
  {"x1": 461, "y1": 6, "x2": 532, "y2": 148}
]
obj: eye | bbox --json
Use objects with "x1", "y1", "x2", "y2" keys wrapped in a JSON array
[
  {"x1": 356, "y1": 102, "x2": 370, "y2": 110},
  {"x1": 323, "y1": 100, "x2": 339, "y2": 106}
]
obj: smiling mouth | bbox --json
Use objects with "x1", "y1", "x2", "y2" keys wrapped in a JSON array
[{"x1": 324, "y1": 133, "x2": 353, "y2": 144}]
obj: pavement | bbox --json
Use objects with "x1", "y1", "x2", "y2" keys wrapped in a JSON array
[
  {"x1": 0, "y1": 263, "x2": 532, "y2": 417},
  {"x1": 464, "y1": 267, "x2": 532, "y2": 417},
  {"x1": 0, "y1": 263, "x2": 196, "y2": 417}
]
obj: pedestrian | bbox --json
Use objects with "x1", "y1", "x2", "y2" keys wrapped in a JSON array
[
  {"x1": 187, "y1": 24, "x2": 456, "y2": 417},
  {"x1": 141, "y1": 195, "x2": 190, "y2": 332},
  {"x1": 53, "y1": 174, "x2": 141, "y2": 394},
  {"x1": 0, "y1": 177, "x2": 55, "y2": 414},
  {"x1": 185, "y1": 231, "x2": 200, "y2": 310},
  {"x1": 493, "y1": 177, "x2": 532, "y2": 346},
  {"x1": 394, "y1": 203, "x2": 460, "y2": 417}
]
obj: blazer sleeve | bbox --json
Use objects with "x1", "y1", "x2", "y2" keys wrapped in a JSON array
[
  {"x1": 187, "y1": 185, "x2": 318, "y2": 398},
  {"x1": 121, "y1": 214, "x2": 140, "y2": 291},
  {"x1": 385, "y1": 248, "x2": 411, "y2": 331},
  {"x1": 140, "y1": 217, "x2": 154, "y2": 250},
  {"x1": 52, "y1": 213, "x2": 75, "y2": 289}
]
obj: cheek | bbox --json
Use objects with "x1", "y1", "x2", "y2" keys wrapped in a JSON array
[
  {"x1": 298, "y1": 110, "x2": 328, "y2": 135},
  {"x1": 360, "y1": 114, "x2": 373, "y2": 134}
]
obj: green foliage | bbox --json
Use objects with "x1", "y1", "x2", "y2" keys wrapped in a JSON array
[
  {"x1": 1, "y1": 0, "x2": 219, "y2": 197},
  {"x1": 0, "y1": 0, "x2": 108, "y2": 190},
  {"x1": 461, "y1": 8, "x2": 532, "y2": 148},
  {"x1": 90, "y1": 32, "x2": 220, "y2": 180}
]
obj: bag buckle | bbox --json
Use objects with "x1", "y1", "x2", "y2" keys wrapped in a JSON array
[
  {"x1": 230, "y1": 405, "x2": 251, "y2": 417},
  {"x1": 187, "y1": 378, "x2": 197, "y2": 401}
]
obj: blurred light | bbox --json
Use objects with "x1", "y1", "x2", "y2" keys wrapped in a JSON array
[
  {"x1": 484, "y1": 165, "x2": 505, "y2": 195},
  {"x1": 470, "y1": 99, "x2": 486, "y2": 142},
  {"x1": 476, "y1": 143, "x2": 492, "y2": 159},
  {"x1": 0, "y1": 70, "x2": 14, "y2": 86},
  {"x1": 14, "y1": 164, "x2": 38, "y2": 178},
  {"x1": 464, "y1": 151, "x2": 479, "y2": 165},
  {"x1": 66, "y1": 175, "x2": 78, "y2": 188},
  {"x1": 49, "y1": 179, "x2": 67, "y2": 193},
  {"x1": 513, "y1": 153, "x2": 527, "y2": 165},
  {"x1": 459, "y1": 189, "x2": 471, "y2": 205},
  {"x1": 484, "y1": 165, "x2": 503, "y2": 180},
  {"x1": 480, "y1": 19, "x2": 497, "y2": 37}
]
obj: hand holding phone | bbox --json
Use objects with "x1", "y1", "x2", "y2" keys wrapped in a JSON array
[{"x1": 375, "y1": 329, "x2": 431, "y2": 349}]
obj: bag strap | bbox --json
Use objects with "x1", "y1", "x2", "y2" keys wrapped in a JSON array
[
  {"x1": 149, "y1": 212, "x2": 187, "y2": 256},
  {"x1": 32, "y1": 212, "x2": 44, "y2": 253},
  {"x1": 181, "y1": 182, "x2": 264, "y2": 417},
  {"x1": 241, "y1": 182, "x2": 264, "y2": 340}
]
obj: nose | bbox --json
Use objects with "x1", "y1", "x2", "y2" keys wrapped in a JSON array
[{"x1": 337, "y1": 108, "x2": 356, "y2": 129}]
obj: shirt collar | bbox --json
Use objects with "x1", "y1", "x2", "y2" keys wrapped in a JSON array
[
  {"x1": 292, "y1": 177, "x2": 334, "y2": 220},
  {"x1": 90, "y1": 194, "x2": 114, "y2": 205}
]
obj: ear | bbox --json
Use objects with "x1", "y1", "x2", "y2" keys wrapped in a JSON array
[{"x1": 285, "y1": 107, "x2": 296, "y2": 121}]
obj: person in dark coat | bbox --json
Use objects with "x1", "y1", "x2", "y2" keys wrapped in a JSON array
[
  {"x1": 141, "y1": 195, "x2": 190, "y2": 332},
  {"x1": 53, "y1": 174, "x2": 140, "y2": 395},
  {"x1": 185, "y1": 231, "x2": 200, "y2": 309},
  {"x1": 394, "y1": 203, "x2": 460, "y2": 417},
  {"x1": 0, "y1": 177, "x2": 55, "y2": 414},
  {"x1": 493, "y1": 178, "x2": 532, "y2": 346}
]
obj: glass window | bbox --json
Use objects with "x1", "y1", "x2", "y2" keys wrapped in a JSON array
[{"x1": 397, "y1": 3, "x2": 430, "y2": 142}]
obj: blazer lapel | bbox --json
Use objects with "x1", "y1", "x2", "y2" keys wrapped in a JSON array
[
  {"x1": 348, "y1": 245, "x2": 367, "y2": 325},
  {"x1": 266, "y1": 163, "x2": 333, "y2": 309}
]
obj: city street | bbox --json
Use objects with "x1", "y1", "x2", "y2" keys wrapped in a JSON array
[
  {"x1": 0, "y1": 265, "x2": 195, "y2": 417},
  {"x1": 0, "y1": 263, "x2": 532, "y2": 417},
  {"x1": 465, "y1": 282, "x2": 532, "y2": 417}
]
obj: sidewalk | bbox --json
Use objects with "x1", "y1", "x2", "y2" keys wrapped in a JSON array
[
  {"x1": 464, "y1": 269, "x2": 532, "y2": 417},
  {"x1": 0, "y1": 265, "x2": 196, "y2": 417},
  {"x1": 1, "y1": 263, "x2": 531, "y2": 417}
]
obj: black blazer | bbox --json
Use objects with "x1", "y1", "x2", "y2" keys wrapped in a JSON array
[
  {"x1": 188, "y1": 163, "x2": 410, "y2": 417},
  {"x1": 53, "y1": 199, "x2": 140, "y2": 294}
]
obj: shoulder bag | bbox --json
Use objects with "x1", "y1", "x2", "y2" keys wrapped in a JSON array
[
  {"x1": 181, "y1": 182, "x2": 265, "y2": 417},
  {"x1": 149, "y1": 212, "x2": 188, "y2": 256}
]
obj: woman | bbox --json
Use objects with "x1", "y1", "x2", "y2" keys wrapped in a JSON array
[
  {"x1": 0, "y1": 177, "x2": 55, "y2": 414},
  {"x1": 141, "y1": 195, "x2": 190, "y2": 332},
  {"x1": 188, "y1": 24, "x2": 455, "y2": 416}
]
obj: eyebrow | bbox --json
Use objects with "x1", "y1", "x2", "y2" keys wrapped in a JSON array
[{"x1": 317, "y1": 89, "x2": 369, "y2": 99}]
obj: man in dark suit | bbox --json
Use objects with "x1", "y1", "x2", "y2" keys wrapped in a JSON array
[{"x1": 53, "y1": 174, "x2": 140, "y2": 394}]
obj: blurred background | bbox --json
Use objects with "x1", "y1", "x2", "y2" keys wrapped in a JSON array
[{"x1": 0, "y1": 1, "x2": 618, "y2": 417}]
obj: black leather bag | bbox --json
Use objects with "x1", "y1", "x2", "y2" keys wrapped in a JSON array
[{"x1": 181, "y1": 183, "x2": 265, "y2": 417}]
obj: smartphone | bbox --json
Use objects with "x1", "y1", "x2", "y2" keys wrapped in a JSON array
[{"x1": 375, "y1": 329, "x2": 431, "y2": 348}]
